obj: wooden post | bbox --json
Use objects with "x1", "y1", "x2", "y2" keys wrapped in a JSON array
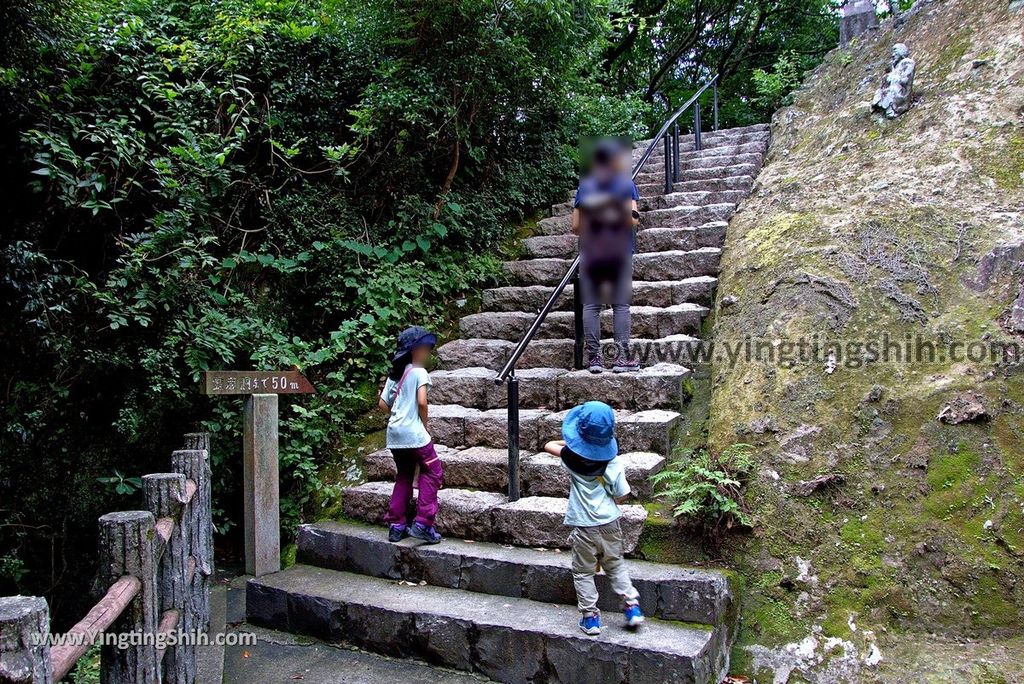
[
  {"x1": 172, "y1": 446, "x2": 212, "y2": 633},
  {"x1": 243, "y1": 395, "x2": 280, "y2": 576},
  {"x1": 143, "y1": 474, "x2": 195, "y2": 684},
  {"x1": 0, "y1": 596, "x2": 52, "y2": 684},
  {"x1": 97, "y1": 511, "x2": 158, "y2": 684}
]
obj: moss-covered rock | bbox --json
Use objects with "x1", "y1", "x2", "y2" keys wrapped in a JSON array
[{"x1": 704, "y1": 0, "x2": 1024, "y2": 679}]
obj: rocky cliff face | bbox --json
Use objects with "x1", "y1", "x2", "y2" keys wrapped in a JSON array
[{"x1": 708, "y1": 0, "x2": 1024, "y2": 679}]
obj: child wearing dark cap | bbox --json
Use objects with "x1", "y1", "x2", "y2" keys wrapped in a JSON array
[
  {"x1": 544, "y1": 401, "x2": 644, "y2": 635},
  {"x1": 378, "y1": 326, "x2": 443, "y2": 544}
]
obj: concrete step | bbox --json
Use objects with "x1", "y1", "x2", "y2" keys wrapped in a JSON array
[
  {"x1": 458, "y1": 303, "x2": 706, "y2": 341},
  {"x1": 339, "y1": 483, "x2": 649, "y2": 551},
  {"x1": 635, "y1": 162, "x2": 759, "y2": 185},
  {"x1": 430, "y1": 362, "x2": 691, "y2": 412},
  {"x1": 247, "y1": 565, "x2": 728, "y2": 684},
  {"x1": 482, "y1": 276, "x2": 717, "y2": 313},
  {"x1": 503, "y1": 247, "x2": 720, "y2": 286},
  {"x1": 437, "y1": 334, "x2": 702, "y2": 371},
  {"x1": 296, "y1": 521, "x2": 735, "y2": 628},
  {"x1": 362, "y1": 446, "x2": 666, "y2": 499},
  {"x1": 636, "y1": 174, "x2": 753, "y2": 197},
  {"x1": 426, "y1": 404, "x2": 680, "y2": 455}
]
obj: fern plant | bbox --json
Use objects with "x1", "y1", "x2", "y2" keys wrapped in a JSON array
[{"x1": 651, "y1": 444, "x2": 755, "y2": 536}]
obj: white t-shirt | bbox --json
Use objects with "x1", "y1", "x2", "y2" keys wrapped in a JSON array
[{"x1": 381, "y1": 366, "x2": 432, "y2": 449}]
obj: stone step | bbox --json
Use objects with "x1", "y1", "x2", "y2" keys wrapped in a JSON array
[
  {"x1": 362, "y1": 446, "x2": 666, "y2": 499},
  {"x1": 536, "y1": 204, "x2": 734, "y2": 237},
  {"x1": 630, "y1": 122, "x2": 770, "y2": 144},
  {"x1": 430, "y1": 362, "x2": 691, "y2": 412},
  {"x1": 633, "y1": 124, "x2": 769, "y2": 151},
  {"x1": 503, "y1": 247, "x2": 720, "y2": 286},
  {"x1": 636, "y1": 224, "x2": 726, "y2": 253},
  {"x1": 247, "y1": 565, "x2": 728, "y2": 684},
  {"x1": 482, "y1": 276, "x2": 717, "y2": 313},
  {"x1": 641, "y1": 203, "x2": 736, "y2": 229},
  {"x1": 638, "y1": 190, "x2": 747, "y2": 212},
  {"x1": 636, "y1": 174, "x2": 753, "y2": 197},
  {"x1": 340, "y1": 483, "x2": 649, "y2": 551},
  {"x1": 527, "y1": 220, "x2": 728, "y2": 256},
  {"x1": 459, "y1": 303, "x2": 707, "y2": 341},
  {"x1": 437, "y1": 334, "x2": 702, "y2": 371},
  {"x1": 633, "y1": 139, "x2": 768, "y2": 165},
  {"x1": 427, "y1": 404, "x2": 680, "y2": 454},
  {"x1": 295, "y1": 521, "x2": 735, "y2": 628},
  {"x1": 635, "y1": 162, "x2": 759, "y2": 185},
  {"x1": 641, "y1": 151, "x2": 764, "y2": 176}
]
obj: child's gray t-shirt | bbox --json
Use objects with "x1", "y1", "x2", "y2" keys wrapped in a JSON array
[
  {"x1": 562, "y1": 454, "x2": 631, "y2": 528},
  {"x1": 381, "y1": 366, "x2": 432, "y2": 449}
]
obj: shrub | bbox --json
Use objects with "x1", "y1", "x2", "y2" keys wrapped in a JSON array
[{"x1": 651, "y1": 444, "x2": 755, "y2": 536}]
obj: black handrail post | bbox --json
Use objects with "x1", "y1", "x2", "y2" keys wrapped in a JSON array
[
  {"x1": 506, "y1": 374, "x2": 520, "y2": 502},
  {"x1": 672, "y1": 123, "x2": 681, "y2": 182},
  {"x1": 663, "y1": 134, "x2": 672, "y2": 195},
  {"x1": 713, "y1": 82, "x2": 719, "y2": 131},
  {"x1": 572, "y1": 271, "x2": 584, "y2": 369},
  {"x1": 694, "y1": 101, "x2": 703, "y2": 152}
]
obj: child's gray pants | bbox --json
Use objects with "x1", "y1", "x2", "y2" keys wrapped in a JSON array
[{"x1": 569, "y1": 519, "x2": 640, "y2": 613}]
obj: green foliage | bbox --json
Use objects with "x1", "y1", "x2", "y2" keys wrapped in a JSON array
[
  {"x1": 752, "y1": 52, "x2": 806, "y2": 112},
  {"x1": 651, "y1": 444, "x2": 755, "y2": 536},
  {"x1": 0, "y1": 0, "x2": 622, "y2": 613}
]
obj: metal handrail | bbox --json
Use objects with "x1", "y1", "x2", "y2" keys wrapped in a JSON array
[{"x1": 494, "y1": 74, "x2": 721, "y2": 501}]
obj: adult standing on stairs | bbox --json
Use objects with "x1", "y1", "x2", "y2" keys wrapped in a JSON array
[{"x1": 572, "y1": 138, "x2": 642, "y2": 373}]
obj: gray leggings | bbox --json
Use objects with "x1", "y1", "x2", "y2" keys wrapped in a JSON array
[{"x1": 579, "y1": 257, "x2": 633, "y2": 359}]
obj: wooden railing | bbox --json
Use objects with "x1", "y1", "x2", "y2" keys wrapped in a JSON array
[{"x1": 0, "y1": 433, "x2": 213, "y2": 684}]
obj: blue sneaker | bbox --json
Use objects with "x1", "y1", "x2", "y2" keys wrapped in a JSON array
[
  {"x1": 387, "y1": 524, "x2": 407, "y2": 543},
  {"x1": 623, "y1": 603, "x2": 645, "y2": 629},
  {"x1": 408, "y1": 522, "x2": 442, "y2": 544},
  {"x1": 578, "y1": 612, "x2": 601, "y2": 636}
]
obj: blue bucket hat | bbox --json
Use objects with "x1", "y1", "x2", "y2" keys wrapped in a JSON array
[
  {"x1": 562, "y1": 401, "x2": 618, "y2": 462},
  {"x1": 393, "y1": 326, "x2": 437, "y2": 362}
]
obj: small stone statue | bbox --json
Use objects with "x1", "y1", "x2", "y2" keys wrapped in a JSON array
[{"x1": 872, "y1": 43, "x2": 916, "y2": 118}]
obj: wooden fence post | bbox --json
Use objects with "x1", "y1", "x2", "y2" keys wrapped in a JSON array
[
  {"x1": 97, "y1": 511, "x2": 158, "y2": 684},
  {"x1": 143, "y1": 474, "x2": 194, "y2": 684},
  {"x1": 0, "y1": 596, "x2": 52, "y2": 684},
  {"x1": 172, "y1": 448, "x2": 212, "y2": 633},
  {"x1": 243, "y1": 395, "x2": 280, "y2": 577}
]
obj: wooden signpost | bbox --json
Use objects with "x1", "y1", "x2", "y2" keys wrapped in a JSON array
[{"x1": 200, "y1": 370, "x2": 315, "y2": 577}]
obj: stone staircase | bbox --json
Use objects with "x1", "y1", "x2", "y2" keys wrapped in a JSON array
[{"x1": 247, "y1": 123, "x2": 770, "y2": 684}]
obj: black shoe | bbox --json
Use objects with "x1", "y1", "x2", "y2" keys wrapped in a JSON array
[{"x1": 388, "y1": 524, "x2": 407, "y2": 543}]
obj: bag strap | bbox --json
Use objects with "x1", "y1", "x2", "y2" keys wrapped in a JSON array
[{"x1": 385, "y1": 366, "x2": 414, "y2": 407}]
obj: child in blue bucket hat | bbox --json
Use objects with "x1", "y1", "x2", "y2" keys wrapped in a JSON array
[
  {"x1": 378, "y1": 326, "x2": 443, "y2": 544},
  {"x1": 544, "y1": 401, "x2": 644, "y2": 635}
]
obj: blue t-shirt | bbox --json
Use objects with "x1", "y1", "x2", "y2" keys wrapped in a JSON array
[{"x1": 560, "y1": 447, "x2": 631, "y2": 528}]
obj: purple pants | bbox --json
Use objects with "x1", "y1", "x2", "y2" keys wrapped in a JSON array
[{"x1": 384, "y1": 442, "x2": 443, "y2": 528}]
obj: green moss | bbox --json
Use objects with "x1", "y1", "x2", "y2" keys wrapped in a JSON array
[
  {"x1": 281, "y1": 542, "x2": 297, "y2": 569},
  {"x1": 923, "y1": 443, "x2": 984, "y2": 519},
  {"x1": 979, "y1": 132, "x2": 1024, "y2": 190}
]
